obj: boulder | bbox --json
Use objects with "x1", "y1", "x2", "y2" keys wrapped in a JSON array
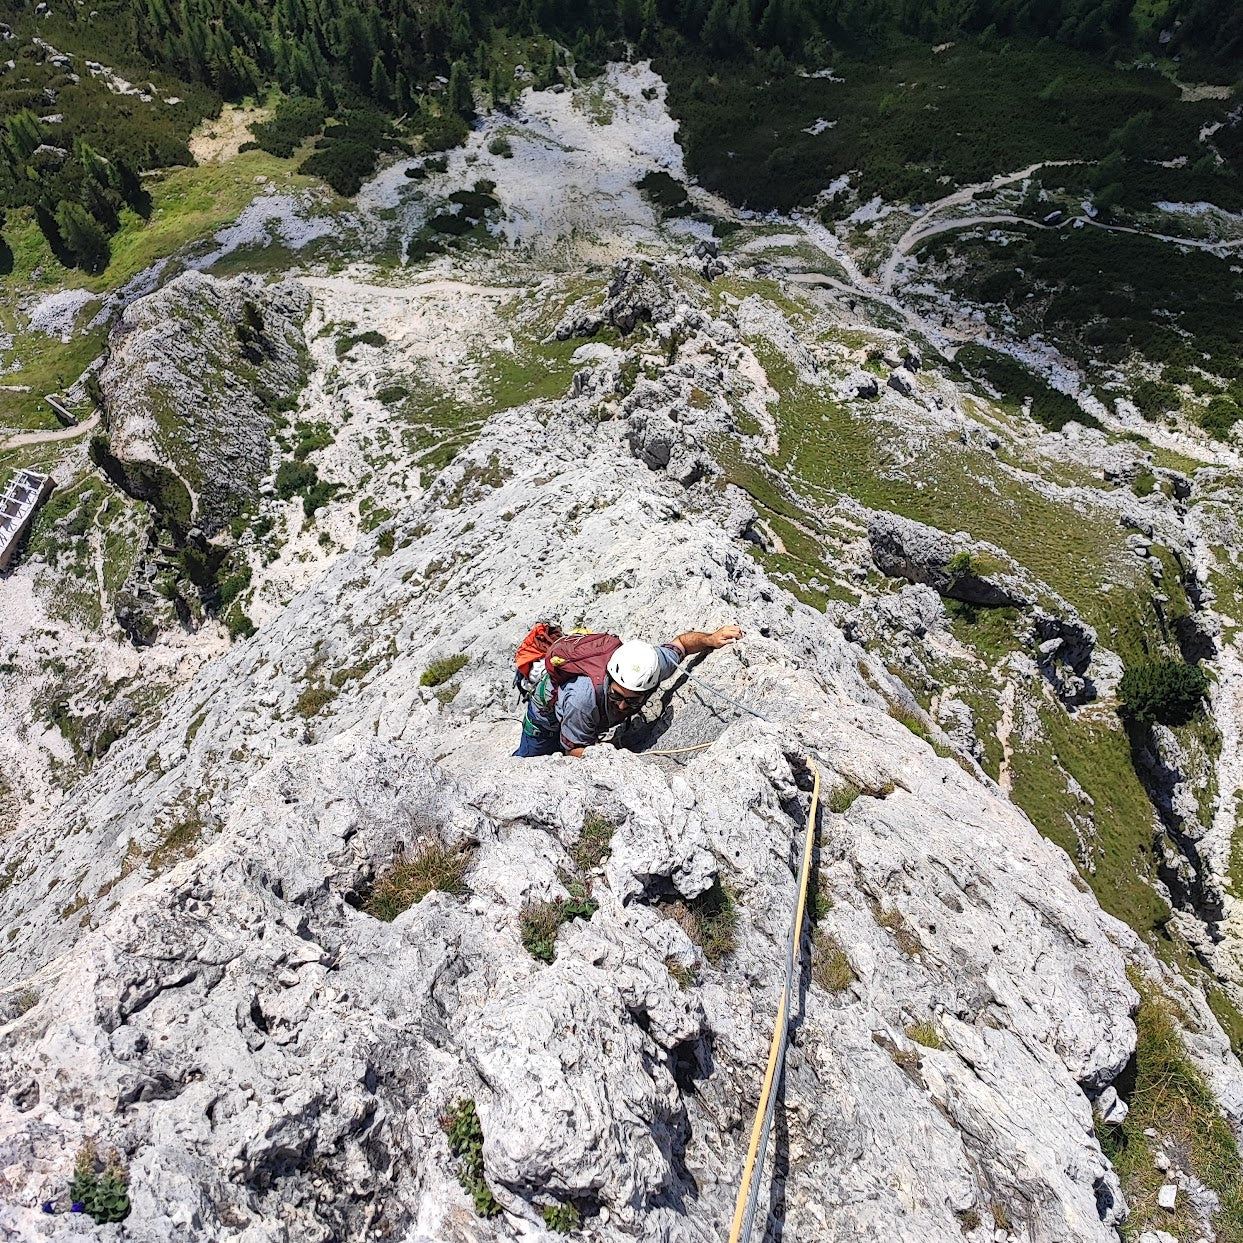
[
  {"x1": 554, "y1": 259, "x2": 674, "y2": 340},
  {"x1": 867, "y1": 511, "x2": 1031, "y2": 608},
  {"x1": 886, "y1": 369, "x2": 914, "y2": 398}
]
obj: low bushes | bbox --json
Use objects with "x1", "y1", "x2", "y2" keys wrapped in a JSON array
[
  {"x1": 1119, "y1": 660, "x2": 1208, "y2": 727},
  {"x1": 520, "y1": 885, "x2": 598, "y2": 963},
  {"x1": 420, "y1": 653, "x2": 469, "y2": 687}
]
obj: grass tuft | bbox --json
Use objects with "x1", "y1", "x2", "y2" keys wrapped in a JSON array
[
  {"x1": 362, "y1": 843, "x2": 472, "y2": 921},
  {"x1": 812, "y1": 931, "x2": 856, "y2": 994},
  {"x1": 871, "y1": 899, "x2": 921, "y2": 957},
  {"x1": 663, "y1": 878, "x2": 738, "y2": 966},
  {"x1": 420, "y1": 653, "x2": 469, "y2": 687},
  {"x1": 569, "y1": 812, "x2": 616, "y2": 872},
  {"x1": 906, "y1": 1019, "x2": 943, "y2": 1050}
]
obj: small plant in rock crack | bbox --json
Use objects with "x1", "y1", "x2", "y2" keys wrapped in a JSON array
[
  {"x1": 543, "y1": 1201, "x2": 583, "y2": 1232},
  {"x1": 440, "y1": 1100, "x2": 500, "y2": 1218},
  {"x1": 520, "y1": 886, "x2": 599, "y2": 964},
  {"x1": 569, "y1": 812, "x2": 616, "y2": 873},
  {"x1": 662, "y1": 878, "x2": 738, "y2": 965},
  {"x1": 67, "y1": 1140, "x2": 130, "y2": 1223},
  {"x1": 362, "y1": 843, "x2": 473, "y2": 921}
]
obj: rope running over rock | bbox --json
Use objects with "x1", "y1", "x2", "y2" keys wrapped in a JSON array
[{"x1": 727, "y1": 759, "x2": 821, "y2": 1243}]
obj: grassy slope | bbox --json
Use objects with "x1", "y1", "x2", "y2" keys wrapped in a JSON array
[{"x1": 1, "y1": 150, "x2": 319, "y2": 430}]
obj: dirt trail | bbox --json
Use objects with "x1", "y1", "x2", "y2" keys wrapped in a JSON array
[
  {"x1": 879, "y1": 161, "x2": 1081, "y2": 291},
  {"x1": 1, "y1": 412, "x2": 99, "y2": 452}
]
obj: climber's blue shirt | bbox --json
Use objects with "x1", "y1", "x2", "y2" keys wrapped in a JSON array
[{"x1": 523, "y1": 643, "x2": 683, "y2": 749}]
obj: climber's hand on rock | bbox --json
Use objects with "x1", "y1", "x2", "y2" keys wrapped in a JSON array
[{"x1": 709, "y1": 625, "x2": 743, "y2": 648}]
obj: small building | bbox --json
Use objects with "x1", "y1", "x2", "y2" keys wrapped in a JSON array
[{"x1": 0, "y1": 469, "x2": 55, "y2": 571}]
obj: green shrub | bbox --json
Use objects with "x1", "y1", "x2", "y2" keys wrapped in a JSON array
[
  {"x1": 543, "y1": 1202, "x2": 582, "y2": 1233},
  {"x1": 363, "y1": 843, "x2": 472, "y2": 920},
  {"x1": 275, "y1": 460, "x2": 318, "y2": 499},
  {"x1": 336, "y1": 329, "x2": 388, "y2": 358},
  {"x1": 488, "y1": 134, "x2": 514, "y2": 157},
  {"x1": 217, "y1": 566, "x2": 252, "y2": 607},
  {"x1": 302, "y1": 480, "x2": 340, "y2": 517},
  {"x1": 1133, "y1": 379, "x2": 1179, "y2": 421},
  {"x1": 421, "y1": 113, "x2": 469, "y2": 151},
  {"x1": 1119, "y1": 660, "x2": 1208, "y2": 726},
  {"x1": 420, "y1": 653, "x2": 469, "y2": 687},
  {"x1": 226, "y1": 610, "x2": 256, "y2": 641},
  {"x1": 251, "y1": 96, "x2": 326, "y2": 157},
  {"x1": 1200, "y1": 396, "x2": 1242, "y2": 440},
  {"x1": 68, "y1": 1142, "x2": 130, "y2": 1224},
  {"x1": 440, "y1": 1100, "x2": 500, "y2": 1218},
  {"x1": 946, "y1": 550, "x2": 978, "y2": 580}
]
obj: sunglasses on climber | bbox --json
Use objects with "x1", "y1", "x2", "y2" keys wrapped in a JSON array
[{"x1": 606, "y1": 681, "x2": 648, "y2": 716}]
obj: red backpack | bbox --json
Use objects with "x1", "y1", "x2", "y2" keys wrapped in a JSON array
[{"x1": 543, "y1": 632, "x2": 622, "y2": 690}]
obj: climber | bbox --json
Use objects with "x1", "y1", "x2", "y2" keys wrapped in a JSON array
[{"x1": 512, "y1": 625, "x2": 743, "y2": 758}]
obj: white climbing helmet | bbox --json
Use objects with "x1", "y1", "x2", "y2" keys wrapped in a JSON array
[{"x1": 607, "y1": 640, "x2": 662, "y2": 693}]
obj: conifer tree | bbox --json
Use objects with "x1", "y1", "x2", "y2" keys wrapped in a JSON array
[
  {"x1": 371, "y1": 51, "x2": 393, "y2": 104},
  {"x1": 488, "y1": 63, "x2": 509, "y2": 111},
  {"x1": 55, "y1": 201, "x2": 111, "y2": 274},
  {"x1": 447, "y1": 58, "x2": 475, "y2": 117}
]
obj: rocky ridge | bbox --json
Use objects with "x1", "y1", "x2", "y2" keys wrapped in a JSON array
[
  {"x1": 2, "y1": 268, "x2": 1242, "y2": 1243},
  {"x1": 95, "y1": 272, "x2": 310, "y2": 537}
]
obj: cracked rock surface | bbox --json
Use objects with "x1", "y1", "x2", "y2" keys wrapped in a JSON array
[{"x1": 2, "y1": 267, "x2": 1242, "y2": 1243}]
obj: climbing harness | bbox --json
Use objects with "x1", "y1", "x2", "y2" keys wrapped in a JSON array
[{"x1": 727, "y1": 759, "x2": 821, "y2": 1243}]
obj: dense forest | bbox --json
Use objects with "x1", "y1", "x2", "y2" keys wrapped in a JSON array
[{"x1": 0, "y1": 0, "x2": 1239, "y2": 270}]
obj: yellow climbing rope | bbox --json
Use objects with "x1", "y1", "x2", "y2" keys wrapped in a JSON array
[
  {"x1": 645, "y1": 740, "x2": 717, "y2": 756},
  {"x1": 727, "y1": 758, "x2": 821, "y2": 1243}
]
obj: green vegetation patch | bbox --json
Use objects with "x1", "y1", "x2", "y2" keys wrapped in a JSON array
[
  {"x1": 440, "y1": 1100, "x2": 500, "y2": 1218},
  {"x1": 520, "y1": 888, "x2": 599, "y2": 964},
  {"x1": 250, "y1": 96, "x2": 326, "y2": 158},
  {"x1": 812, "y1": 930, "x2": 855, "y2": 993},
  {"x1": 67, "y1": 1141, "x2": 130, "y2": 1224},
  {"x1": 1100, "y1": 971, "x2": 1243, "y2": 1240},
  {"x1": 1119, "y1": 660, "x2": 1209, "y2": 727},
  {"x1": 420, "y1": 653, "x2": 469, "y2": 687},
  {"x1": 935, "y1": 229, "x2": 1243, "y2": 399},
  {"x1": 954, "y1": 345, "x2": 1100, "y2": 432},
  {"x1": 662, "y1": 878, "x2": 738, "y2": 965},
  {"x1": 660, "y1": 41, "x2": 1223, "y2": 212},
  {"x1": 570, "y1": 812, "x2": 616, "y2": 873},
  {"x1": 542, "y1": 1203, "x2": 582, "y2": 1233},
  {"x1": 362, "y1": 843, "x2": 472, "y2": 921}
]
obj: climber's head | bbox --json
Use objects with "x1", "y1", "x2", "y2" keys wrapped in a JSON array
[{"x1": 606, "y1": 640, "x2": 661, "y2": 714}]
